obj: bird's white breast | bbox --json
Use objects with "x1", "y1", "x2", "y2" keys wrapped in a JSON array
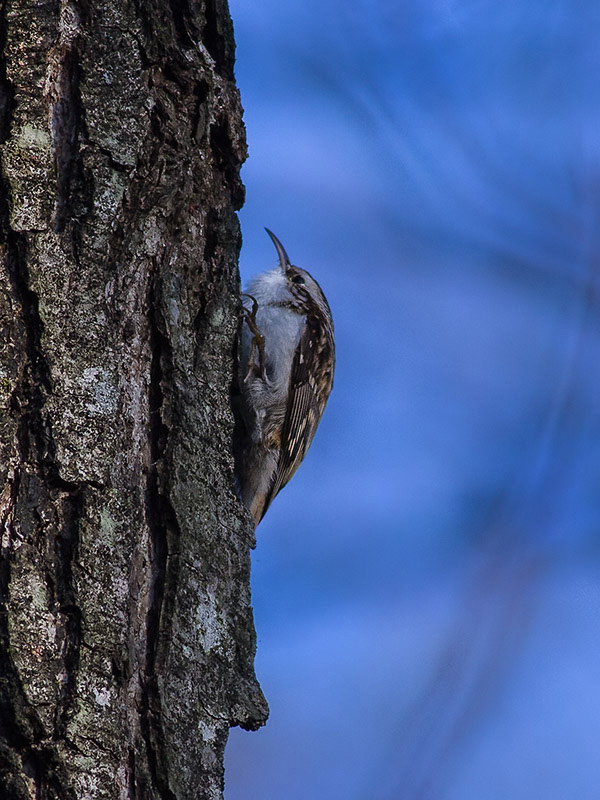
[{"x1": 242, "y1": 268, "x2": 304, "y2": 402}]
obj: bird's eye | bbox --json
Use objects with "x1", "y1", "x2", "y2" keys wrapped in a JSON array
[{"x1": 292, "y1": 275, "x2": 305, "y2": 285}]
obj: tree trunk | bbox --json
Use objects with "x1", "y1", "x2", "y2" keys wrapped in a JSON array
[{"x1": 0, "y1": 1, "x2": 267, "y2": 798}]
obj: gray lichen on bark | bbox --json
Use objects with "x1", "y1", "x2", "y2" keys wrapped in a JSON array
[{"x1": 0, "y1": 1, "x2": 267, "y2": 798}]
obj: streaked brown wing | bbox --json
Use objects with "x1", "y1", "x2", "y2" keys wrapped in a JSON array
[{"x1": 260, "y1": 315, "x2": 329, "y2": 519}]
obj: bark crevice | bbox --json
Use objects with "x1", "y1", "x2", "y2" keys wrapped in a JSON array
[
  {"x1": 167, "y1": 0, "x2": 197, "y2": 51},
  {"x1": 48, "y1": 42, "x2": 83, "y2": 233},
  {"x1": 203, "y1": 0, "x2": 235, "y2": 81},
  {"x1": 141, "y1": 271, "x2": 181, "y2": 800}
]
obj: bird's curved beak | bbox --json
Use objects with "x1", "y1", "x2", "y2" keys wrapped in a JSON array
[{"x1": 265, "y1": 228, "x2": 291, "y2": 274}]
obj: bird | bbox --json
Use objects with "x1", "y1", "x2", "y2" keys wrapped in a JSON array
[{"x1": 235, "y1": 228, "x2": 335, "y2": 527}]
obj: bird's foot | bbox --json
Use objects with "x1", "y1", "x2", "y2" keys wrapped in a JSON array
[{"x1": 242, "y1": 294, "x2": 266, "y2": 382}]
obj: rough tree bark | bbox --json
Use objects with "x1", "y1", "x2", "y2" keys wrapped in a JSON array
[{"x1": 0, "y1": 1, "x2": 268, "y2": 798}]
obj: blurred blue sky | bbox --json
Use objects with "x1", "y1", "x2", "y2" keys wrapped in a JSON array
[{"x1": 224, "y1": 1, "x2": 600, "y2": 798}]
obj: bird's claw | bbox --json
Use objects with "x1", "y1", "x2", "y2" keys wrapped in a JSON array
[{"x1": 242, "y1": 293, "x2": 266, "y2": 382}]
